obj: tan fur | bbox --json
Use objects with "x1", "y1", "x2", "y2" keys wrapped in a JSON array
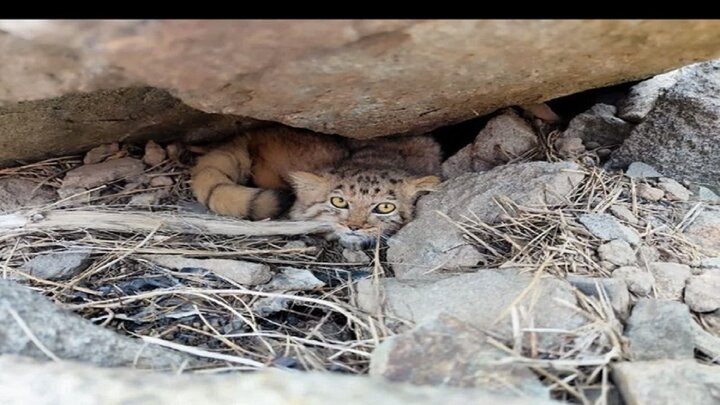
[{"x1": 190, "y1": 126, "x2": 442, "y2": 247}]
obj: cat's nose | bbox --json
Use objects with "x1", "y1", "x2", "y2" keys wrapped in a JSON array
[{"x1": 348, "y1": 224, "x2": 362, "y2": 231}]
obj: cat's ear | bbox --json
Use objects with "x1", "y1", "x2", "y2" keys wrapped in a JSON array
[
  {"x1": 402, "y1": 175, "x2": 441, "y2": 197},
  {"x1": 288, "y1": 171, "x2": 330, "y2": 193}
]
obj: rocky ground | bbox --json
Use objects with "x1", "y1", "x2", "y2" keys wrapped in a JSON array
[{"x1": 1, "y1": 57, "x2": 720, "y2": 404}]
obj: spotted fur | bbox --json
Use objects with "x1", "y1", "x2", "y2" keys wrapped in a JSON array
[{"x1": 190, "y1": 126, "x2": 442, "y2": 248}]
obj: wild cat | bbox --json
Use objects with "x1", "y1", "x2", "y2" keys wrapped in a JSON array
[{"x1": 190, "y1": 126, "x2": 442, "y2": 249}]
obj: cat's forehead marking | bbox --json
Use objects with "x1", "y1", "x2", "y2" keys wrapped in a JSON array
[{"x1": 330, "y1": 170, "x2": 405, "y2": 199}]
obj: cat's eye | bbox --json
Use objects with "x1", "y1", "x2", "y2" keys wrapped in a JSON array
[
  {"x1": 373, "y1": 202, "x2": 396, "y2": 214},
  {"x1": 330, "y1": 196, "x2": 349, "y2": 209}
]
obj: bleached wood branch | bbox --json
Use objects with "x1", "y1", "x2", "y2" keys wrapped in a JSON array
[{"x1": 0, "y1": 209, "x2": 333, "y2": 236}]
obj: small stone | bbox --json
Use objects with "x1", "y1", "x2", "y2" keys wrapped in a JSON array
[
  {"x1": 128, "y1": 192, "x2": 161, "y2": 207},
  {"x1": 143, "y1": 140, "x2": 167, "y2": 166},
  {"x1": 441, "y1": 144, "x2": 474, "y2": 179},
  {"x1": 568, "y1": 276, "x2": 631, "y2": 319},
  {"x1": 149, "y1": 176, "x2": 174, "y2": 187},
  {"x1": 342, "y1": 249, "x2": 371, "y2": 264},
  {"x1": 597, "y1": 239, "x2": 636, "y2": 266},
  {"x1": 62, "y1": 157, "x2": 145, "y2": 189},
  {"x1": 637, "y1": 245, "x2": 661, "y2": 266},
  {"x1": 691, "y1": 185, "x2": 720, "y2": 202},
  {"x1": 626, "y1": 162, "x2": 663, "y2": 178},
  {"x1": 649, "y1": 262, "x2": 692, "y2": 300},
  {"x1": 83, "y1": 143, "x2": 119, "y2": 164},
  {"x1": 252, "y1": 296, "x2": 292, "y2": 316},
  {"x1": 282, "y1": 240, "x2": 308, "y2": 250},
  {"x1": 554, "y1": 137, "x2": 585, "y2": 158},
  {"x1": 370, "y1": 315, "x2": 548, "y2": 397},
  {"x1": 0, "y1": 178, "x2": 55, "y2": 213},
  {"x1": 609, "y1": 205, "x2": 638, "y2": 224},
  {"x1": 472, "y1": 109, "x2": 538, "y2": 167},
  {"x1": 596, "y1": 148, "x2": 612, "y2": 158},
  {"x1": 612, "y1": 266, "x2": 655, "y2": 296},
  {"x1": 22, "y1": 250, "x2": 91, "y2": 280},
  {"x1": 613, "y1": 360, "x2": 720, "y2": 405},
  {"x1": 264, "y1": 267, "x2": 325, "y2": 291},
  {"x1": 683, "y1": 207, "x2": 720, "y2": 255},
  {"x1": 165, "y1": 142, "x2": 185, "y2": 162},
  {"x1": 143, "y1": 255, "x2": 272, "y2": 285},
  {"x1": 657, "y1": 177, "x2": 691, "y2": 201},
  {"x1": 636, "y1": 183, "x2": 664, "y2": 201},
  {"x1": 520, "y1": 103, "x2": 560, "y2": 122},
  {"x1": 684, "y1": 274, "x2": 720, "y2": 313},
  {"x1": 625, "y1": 299, "x2": 694, "y2": 360},
  {"x1": 562, "y1": 104, "x2": 633, "y2": 146},
  {"x1": 579, "y1": 213, "x2": 640, "y2": 245}
]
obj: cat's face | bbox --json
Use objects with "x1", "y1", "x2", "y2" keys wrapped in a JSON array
[{"x1": 288, "y1": 168, "x2": 440, "y2": 250}]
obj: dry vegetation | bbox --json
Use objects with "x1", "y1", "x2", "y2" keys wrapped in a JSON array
[{"x1": 0, "y1": 130, "x2": 713, "y2": 404}]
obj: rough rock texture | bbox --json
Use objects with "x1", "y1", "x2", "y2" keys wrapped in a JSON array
[
  {"x1": 618, "y1": 69, "x2": 682, "y2": 123},
  {"x1": 142, "y1": 140, "x2": 167, "y2": 166},
  {"x1": 61, "y1": 157, "x2": 145, "y2": 189},
  {"x1": 562, "y1": 104, "x2": 633, "y2": 146},
  {"x1": 441, "y1": 144, "x2": 474, "y2": 179},
  {"x1": 263, "y1": 267, "x2": 325, "y2": 291},
  {"x1": 355, "y1": 269, "x2": 587, "y2": 350},
  {"x1": 566, "y1": 276, "x2": 631, "y2": 319},
  {"x1": 0, "y1": 178, "x2": 56, "y2": 213},
  {"x1": 636, "y1": 184, "x2": 664, "y2": 201},
  {"x1": 0, "y1": 85, "x2": 243, "y2": 167},
  {"x1": 692, "y1": 185, "x2": 720, "y2": 202},
  {"x1": 370, "y1": 315, "x2": 548, "y2": 397},
  {"x1": 609, "y1": 204, "x2": 638, "y2": 224},
  {"x1": 471, "y1": 110, "x2": 537, "y2": 167},
  {"x1": 610, "y1": 60, "x2": 720, "y2": 186},
  {"x1": 613, "y1": 360, "x2": 720, "y2": 405},
  {"x1": 83, "y1": 143, "x2": 119, "y2": 164},
  {"x1": 387, "y1": 162, "x2": 585, "y2": 278},
  {"x1": 0, "y1": 281, "x2": 188, "y2": 369},
  {"x1": 142, "y1": 255, "x2": 272, "y2": 285},
  {"x1": 2, "y1": 20, "x2": 720, "y2": 164},
  {"x1": 0, "y1": 355, "x2": 557, "y2": 405},
  {"x1": 649, "y1": 262, "x2": 693, "y2": 300},
  {"x1": 683, "y1": 207, "x2": 720, "y2": 255},
  {"x1": 342, "y1": 248, "x2": 371, "y2": 264},
  {"x1": 625, "y1": 299, "x2": 695, "y2": 360},
  {"x1": 597, "y1": 239, "x2": 636, "y2": 266},
  {"x1": 685, "y1": 274, "x2": 720, "y2": 313},
  {"x1": 21, "y1": 251, "x2": 91, "y2": 280},
  {"x1": 624, "y1": 162, "x2": 663, "y2": 178},
  {"x1": 657, "y1": 177, "x2": 691, "y2": 201},
  {"x1": 554, "y1": 137, "x2": 585, "y2": 159},
  {"x1": 579, "y1": 213, "x2": 640, "y2": 245},
  {"x1": 612, "y1": 266, "x2": 654, "y2": 296}
]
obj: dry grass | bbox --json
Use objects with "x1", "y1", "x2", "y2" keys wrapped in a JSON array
[
  {"x1": 1, "y1": 134, "x2": 716, "y2": 405},
  {"x1": 452, "y1": 130, "x2": 705, "y2": 277},
  {"x1": 0, "y1": 150, "x2": 390, "y2": 374}
]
